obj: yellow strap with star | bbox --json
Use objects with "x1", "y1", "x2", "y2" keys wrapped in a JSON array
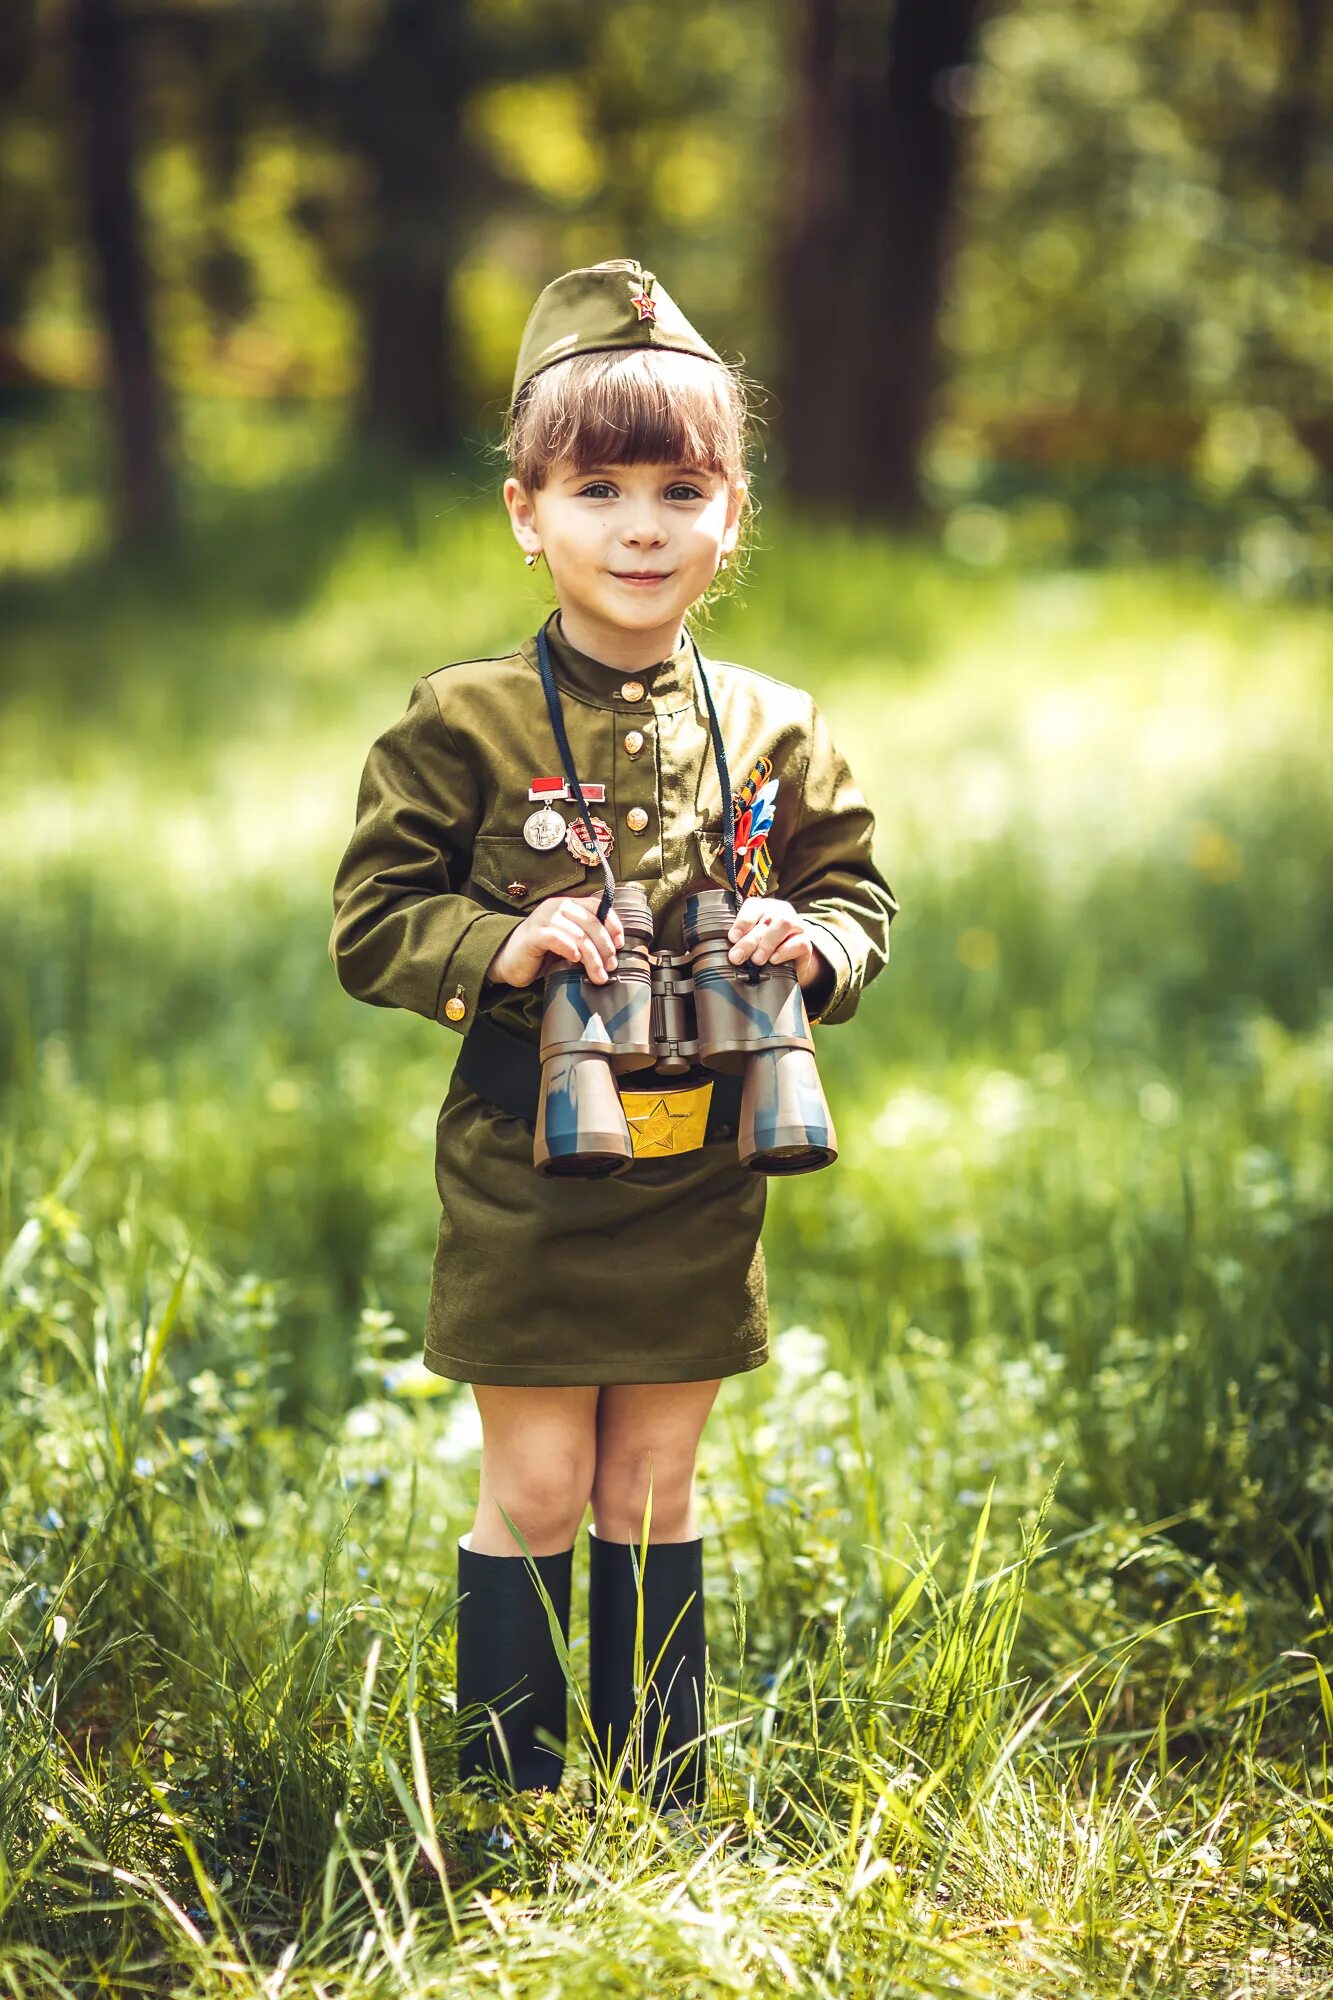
[{"x1": 618, "y1": 1082, "x2": 714, "y2": 1157}]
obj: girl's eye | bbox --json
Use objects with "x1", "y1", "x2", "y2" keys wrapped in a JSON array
[
  {"x1": 667, "y1": 484, "x2": 705, "y2": 501},
  {"x1": 578, "y1": 481, "x2": 617, "y2": 499}
]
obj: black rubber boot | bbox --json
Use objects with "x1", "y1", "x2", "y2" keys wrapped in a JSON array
[
  {"x1": 455, "y1": 1535, "x2": 574, "y2": 1793},
  {"x1": 587, "y1": 1527, "x2": 708, "y2": 1812}
]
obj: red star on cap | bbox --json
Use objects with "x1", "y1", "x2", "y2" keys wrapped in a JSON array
[{"x1": 629, "y1": 288, "x2": 656, "y2": 323}]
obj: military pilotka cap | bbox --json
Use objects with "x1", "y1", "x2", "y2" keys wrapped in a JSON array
[{"x1": 510, "y1": 257, "x2": 724, "y2": 412}]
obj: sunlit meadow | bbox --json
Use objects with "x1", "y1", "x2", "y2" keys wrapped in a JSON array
[{"x1": 1, "y1": 404, "x2": 1330, "y2": 1996}]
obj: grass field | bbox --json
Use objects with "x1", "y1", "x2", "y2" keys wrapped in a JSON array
[{"x1": 1, "y1": 412, "x2": 1330, "y2": 1995}]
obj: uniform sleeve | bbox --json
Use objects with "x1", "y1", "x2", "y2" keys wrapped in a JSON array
[
  {"x1": 329, "y1": 677, "x2": 525, "y2": 1037},
  {"x1": 780, "y1": 695, "x2": 899, "y2": 1027}
]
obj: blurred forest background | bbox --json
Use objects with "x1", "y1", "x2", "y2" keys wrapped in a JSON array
[{"x1": 2, "y1": 1, "x2": 1333, "y2": 1990}]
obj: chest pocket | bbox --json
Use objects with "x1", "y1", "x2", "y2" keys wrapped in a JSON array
[{"x1": 467, "y1": 834, "x2": 592, "y2": 912}]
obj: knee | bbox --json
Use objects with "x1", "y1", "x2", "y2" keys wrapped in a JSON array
[
  {"x1": 591, "y1": 1446, "x2": 696, "y2": 1541},
  {"x1": 481, "y1": 1444, "x2": 594, "y2": 1547}
]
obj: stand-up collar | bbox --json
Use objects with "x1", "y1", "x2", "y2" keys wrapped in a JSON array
[{"x1": 519, "y1": 609, "x2": 701, "y2": 713}]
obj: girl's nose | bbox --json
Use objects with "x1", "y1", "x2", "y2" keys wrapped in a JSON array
[{"x1": 622, "y1": 512, "x2": 667, "y2": 547}]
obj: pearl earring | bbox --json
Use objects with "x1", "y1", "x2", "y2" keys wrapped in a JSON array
[{"x1": 524, "y1": 550, "x2": 540, "y2": 568}]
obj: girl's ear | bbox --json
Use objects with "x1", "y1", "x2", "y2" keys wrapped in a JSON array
[
  {"x1": 503, "y1": 475, "x2": 542, "y2": 560},
  {"x1": 721, "y1": 475, "x2": 748, "y2": 555}
]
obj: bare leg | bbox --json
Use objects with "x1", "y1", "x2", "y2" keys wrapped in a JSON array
[
  {"x1": 590, "y1": 1378, "x2": 722, "y2": 1543},
  {"x1": 467, "y1": 1383, "x2": 599, "y2": 1555},
  {"x1": 585, "y1": 1379, "x2": 722, "y2": 1811}
]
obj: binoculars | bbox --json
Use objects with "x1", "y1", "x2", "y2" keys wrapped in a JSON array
[{"x1": 534, "y1": 884, "x2": 837, "y2": 1179}]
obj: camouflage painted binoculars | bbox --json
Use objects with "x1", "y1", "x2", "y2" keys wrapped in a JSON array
[{"x1": 534, "y1": 884, "x2": 837, "y2": 1179}]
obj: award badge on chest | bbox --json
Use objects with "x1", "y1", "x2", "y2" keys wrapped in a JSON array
[{"x1": 522, "y1": 777, "x2": 614, "y2": 864}]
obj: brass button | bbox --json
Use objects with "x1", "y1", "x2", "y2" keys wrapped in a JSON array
[
  {"x1": 444, "y1": 995, "x2": 467, "y2": 1022},
  {"x1": 624, "y1": 729, "x2": 645, "y2": 757},
  {"x1": 620, "y1": 678, "x2": 645, "y2": 702},
  {"x1": 626, "y1": 807, "x2": 650, "y2": 834}
]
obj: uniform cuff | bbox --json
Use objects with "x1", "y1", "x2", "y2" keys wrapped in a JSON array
[
  {"x1": 800, "y1": 919, "x2": 853, "y2": 1025},
  {"x1": 438, "y1": 910, "x2": 527, "y2": 1035}
]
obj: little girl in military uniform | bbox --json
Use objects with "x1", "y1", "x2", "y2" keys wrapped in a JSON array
[{"x1": 330, "y1": 257, "x2": 898, "y2": 1820}]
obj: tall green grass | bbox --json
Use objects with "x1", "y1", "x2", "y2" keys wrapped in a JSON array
[{"x1": 3, "y1": 1232, "x2": 1329, "y2": 1991}]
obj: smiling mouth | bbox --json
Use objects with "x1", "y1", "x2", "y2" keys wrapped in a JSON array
[{"x1": 614, "y1": 571, "x2": 672, "y2": 581}]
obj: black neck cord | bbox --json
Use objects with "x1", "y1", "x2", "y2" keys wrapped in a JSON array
[
  {"x1": 688, "y1": 630, "x2": 742, "y2": 908},
  {"x1": 535, "y1": 620, "x2": 617, "y2": 917}
]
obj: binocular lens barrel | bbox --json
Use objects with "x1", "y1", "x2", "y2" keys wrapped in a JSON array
[
  {"x1": 534, "y1": 884, "x2": 655, "y2": 1178},
  {"x1": 739, "y1": 1047, "x2": 837, "y2": 1173},
  {"x1": 534, "y1": 1050, "x2": 637, "y2": 1177}
]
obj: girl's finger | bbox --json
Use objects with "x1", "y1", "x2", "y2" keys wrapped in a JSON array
[
  {"x1": 728, "y1": 916, "x2": 768, "y2": 960},
  {"x1": 564, "y1": 899, "x2": 619, "y2": 965},
  {"x1": 550, "y1": 921, "x2": 595, "y2": 970},
  {"x1": 732, "y1": 915, "x2": 796, "y2": 961},
  {"x1": 582, "y1": 935, "x2": 610, "y2": 983},
  {"x1": 547, "y1": 920, "x2": 585, "y2": 963},
  {"x1": 752, "y1": 932, "x2": 790, "y2": 962}
]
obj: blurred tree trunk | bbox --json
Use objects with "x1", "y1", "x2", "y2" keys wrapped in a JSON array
[
  {"x1": 1274, "y1": 0, "x2": 1324, "y2": 199},
  {"x1": 361, "y1": 254, "x2": 453, "y2": 459},
  {"x1": 68, "y1": 0, "x2": 177, "y2": 545},
  {"x1": 348, "y1": 0, "x2": 468, "y2": 459},
  {"x1": 356, "y1": 124, "x2": 464, "y2": 460},
  {"x1": 774, "y1": 0, "x2": 986, "y2": 521}
]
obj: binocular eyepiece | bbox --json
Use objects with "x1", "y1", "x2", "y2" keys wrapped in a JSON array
[{"x1": 534, "y1": 884, "x2": 838, "y2": 1179}]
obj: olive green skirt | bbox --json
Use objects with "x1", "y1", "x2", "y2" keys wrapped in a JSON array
[{"x1": 422, "y1": 1064, "x2": 770, "y2": 1387}]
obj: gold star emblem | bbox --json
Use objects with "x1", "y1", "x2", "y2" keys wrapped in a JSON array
[
  {"x1": 620, "y1": 1080, "x2": 713, "y2": 1156},
  {"x1": 624, "y1": 1094, "x2": 694, "y2": 1156},
  {"x1": 629, "y1": 287, "x2": 656, "y2": 323}
]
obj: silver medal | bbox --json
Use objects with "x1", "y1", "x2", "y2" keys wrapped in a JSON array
[{"x1": 523, "y1": 805, "x2": 568, "y2": 852}]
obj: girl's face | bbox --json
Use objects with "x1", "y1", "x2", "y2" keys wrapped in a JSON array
[{"x1": 504, "y1": 458, "x2": 744, "y2": 652}]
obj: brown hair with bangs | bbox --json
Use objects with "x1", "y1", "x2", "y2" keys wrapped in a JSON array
[{"x1": 504, "y1": 347, "x2": 757, "y2": 601}]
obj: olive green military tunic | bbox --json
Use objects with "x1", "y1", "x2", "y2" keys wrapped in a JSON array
[{"x1": 329, "y1": 610, "x2": 897, "y2": 1386}]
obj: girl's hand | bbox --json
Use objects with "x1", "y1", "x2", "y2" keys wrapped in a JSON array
[
  {"x1": 486, "y1": 893, "x2": 626, "y2": 988},
  {"x1": 726, "y1": 897, "x2": 827, "y2": 989}
]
